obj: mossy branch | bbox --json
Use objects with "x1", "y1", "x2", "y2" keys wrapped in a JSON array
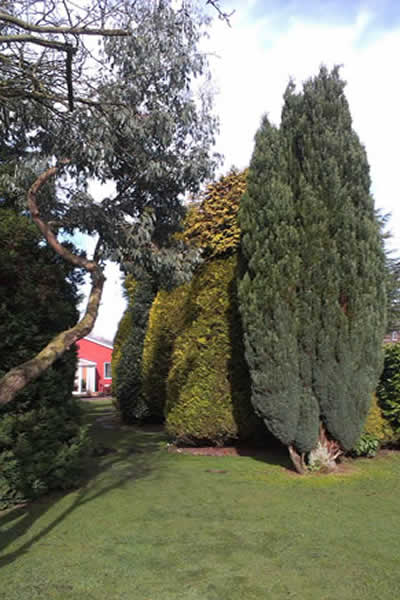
[{"x1": 0, "y1": 162, "x2": 106, "y2": 407}]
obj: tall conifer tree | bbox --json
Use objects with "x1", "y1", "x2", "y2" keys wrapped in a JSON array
[{"x1": 239, "y1": 66, "x2": 386, "y2": 472}]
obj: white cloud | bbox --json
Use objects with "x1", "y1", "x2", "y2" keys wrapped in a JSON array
[
  {"x1": 79, "y1": 3, "x2": 400, "y2": 339},
  {"x1": 90, "y1": 261, "x2": 127, "y2": 341},
  {"x1": 77, "y1": 180, "x2": 126, "y2": 342},
  {"x1": 206, "y1": 5, "x2": 400, "y2": 249}
]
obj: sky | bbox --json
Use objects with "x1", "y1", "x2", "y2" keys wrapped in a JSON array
[{"x1": 86, "y1": 0, "x2": 400, "y2": 341}]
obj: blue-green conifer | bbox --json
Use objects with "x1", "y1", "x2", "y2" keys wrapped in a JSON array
[{"x1": 239, "y1": 66, "x2": 386, "y2": 471}]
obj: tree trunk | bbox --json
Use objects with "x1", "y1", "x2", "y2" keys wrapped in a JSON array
[
  {"x1": 0, "y1": 161, "x2": 106, "y2": 407},
  {"x1": 288, "y1": 445, "x2": 307, "y2": 474},
  {"x1": 0, "y1": 269, "x2": 104, "y2": 407},
  {"x1": 288, "y1": 424, "x2": 343, "y2": 475}
]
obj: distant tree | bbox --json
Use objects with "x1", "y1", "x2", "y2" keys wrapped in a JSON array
[
  {"x1": 239, "y1": 66, "x2": 386, "y2": 473},
  {"x1": 0, "y1": 0, "x2": 220, "y2": 406}
]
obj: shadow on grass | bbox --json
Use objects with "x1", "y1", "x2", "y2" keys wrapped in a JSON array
[
  {"x1": 235, "y1": 440, "x2": 294, "y2": 471},
  {"x1": 0, "y1": 400, "x2": 168, "y2": 568}
]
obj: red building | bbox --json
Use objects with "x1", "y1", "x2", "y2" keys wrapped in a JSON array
[{"x1": 73, "y1": 335, "x2": 113, "y2": 395}]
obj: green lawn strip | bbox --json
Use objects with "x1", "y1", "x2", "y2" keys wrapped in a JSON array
[{"x1": 1, "y1": 399, "x2": 400, "y2": 600}]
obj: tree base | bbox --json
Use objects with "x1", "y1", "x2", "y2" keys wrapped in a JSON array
[{"x1": 289, "y1": 425, "x2": 342, "y2": 474}]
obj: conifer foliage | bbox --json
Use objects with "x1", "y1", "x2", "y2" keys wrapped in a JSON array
[
  {"x1": 183, "y1": 169, "x2": 246, "y2": 258},
  {"x1": 239, "y1": 67, "x2": 386, "y2": 472}
]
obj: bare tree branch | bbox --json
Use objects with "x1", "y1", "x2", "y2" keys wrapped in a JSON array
[
  {"x1": 0, "y1": 10, "x2": 130, "y2": 37},
  {"x1": 206, "y1": 0, "x2": 234, "y2": 25}
]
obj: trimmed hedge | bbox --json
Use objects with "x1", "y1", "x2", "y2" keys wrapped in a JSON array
[
  {"x1": 377, "y1": 343, "x2": 400, "y2": 435},
  {"x1": 142, "y1": 283, "x2": 190, "y2": 420},
  {"x1": 165, "y1": 256, "x2": 265, "y2": 446},
  {"x1": 183, "y1": 169, "x2": 246, "y2": 258}
]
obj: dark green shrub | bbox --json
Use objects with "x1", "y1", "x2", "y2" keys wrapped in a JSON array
[
  {"x1": 377, "y1": 343, "x2": 400, "y2": 435},
  {"x1": 115, "y1": 277, "x2": 156, "y2": 423},
  {"x1": 0, "y1": 209, "x2": 90, "y2": 507},
  {"x1": 166, "y1": 256, "x2": 265, "y2": 445},
  {"x1": 112, "y1": 275, "x2": 136, "y2": 399},
  {"x1": 351, "y1": 434, "x2": 380, "y2": 458}
]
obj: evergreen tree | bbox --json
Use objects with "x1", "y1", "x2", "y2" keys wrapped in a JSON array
[{"x1": 239, "y1": 66, "x2": 386, "y2": 472}]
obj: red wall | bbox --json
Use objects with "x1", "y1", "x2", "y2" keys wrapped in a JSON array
[{"x1": 77, "y1": 338, "x2": 113, "y2": 393}]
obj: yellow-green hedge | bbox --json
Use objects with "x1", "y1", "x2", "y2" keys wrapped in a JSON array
[
  {"x1": 165, "y1": 255, "x2": 264, "y2": 445},
  {"x1": 362, "y1": 393, "x2": 392, "y2": 440},
  {"x1": 142, "y1": 283, "x2": 191, "y2": 420},
  {"x1": 183, "y1": 169, "x2": 247, "y2": 258}
]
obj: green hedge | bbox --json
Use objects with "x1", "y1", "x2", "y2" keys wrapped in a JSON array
[
  {"x1": 377, "y1": 343, "x2": 400, "y2": 435},
  {"x1": 115, "y1": 278, "x2": 156, "y2": 423},
  {"x1": 165, "y1": 256, "x2": 265, "y2": 446},
  {"x1": 112, "y1": 276, "x2": 136, "y2": 399}
]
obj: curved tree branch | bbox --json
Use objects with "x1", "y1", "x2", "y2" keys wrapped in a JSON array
[{"x1": 0, "y1": 162, "x2": 106, "y2": 407}]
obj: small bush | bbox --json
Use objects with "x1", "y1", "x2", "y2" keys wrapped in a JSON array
[
  {"x1": 350, "y1": 394, "x2": 392, "y2": 458},
  {"x1": 351, "y1": 433, "x2": 380, "y2": 458}
]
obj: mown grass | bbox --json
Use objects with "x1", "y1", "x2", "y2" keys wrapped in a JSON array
[{"x1": 1, "y1": 398, "x2": 400, "y2": 600}]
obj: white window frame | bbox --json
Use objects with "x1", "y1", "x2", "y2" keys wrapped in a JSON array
[{"x1": 104, "y1": 362, "x2": 112, "y2": 379}]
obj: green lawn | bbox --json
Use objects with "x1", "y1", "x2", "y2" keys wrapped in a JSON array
[{"x1": 1, "y1": 398, "x2": 400, "y2": 600}]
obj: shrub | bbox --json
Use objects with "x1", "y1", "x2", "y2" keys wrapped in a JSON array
[
  {"x1": 115, "y1": 277, "x2": 156, "y2": 423},
  {"x1": 350, "y1": 395, "x2": 389, "y2": 458},
  {"x1": 363, "y1": 394, "x2": 389, "y2": 441},
  {"x1": 377, "y1": 343, "x2": 400, "y2": 434},
  {"x1": 0, "y1": 210, "x2": 90, "y2": 507},
  {"x1": 165, "y1": 256, "x2": 265, "y2": 446},
  {"x1": 351, "y1": 434, "x2": 380, "y2": 458},
  {"x1": 111, "y1": 276, "x2": 137, "y2": 399}
]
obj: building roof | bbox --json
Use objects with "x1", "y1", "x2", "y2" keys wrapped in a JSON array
[
  {"x1": 84, "y1": 335, "x2": 113, "y2": 350},
  {"x1": 78, "y1": 358, "x2": 97, "y2": 367}
]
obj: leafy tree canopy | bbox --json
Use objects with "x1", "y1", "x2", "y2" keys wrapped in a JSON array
[{"x1": 0, "y1": 0, "x2": 221, "y2": 406}]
